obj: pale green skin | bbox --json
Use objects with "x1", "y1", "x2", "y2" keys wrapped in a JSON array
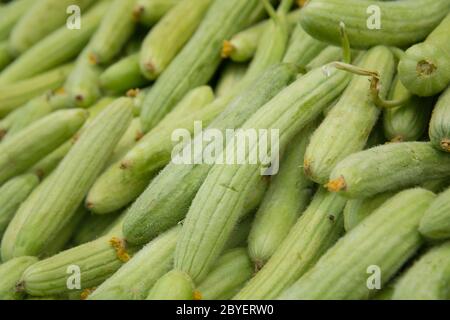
[
  {"x1": 399, "y1": 13, "x2": 450, "y2": 97},
  {"x1": 305, "y1": 46, "x2": 342, "y2": 70},
  {"x1": 147, "y1": 270, "x2": 194, "y2": 300},
  {"x1": 0, "y1": 257, "x2": 38, "y2": 300},
  {"x1": 429, "y1": 86, "x2": 450, "y2": 152},
  {"x1": 197, "y1": 248, "x2": 252, "y2": 300},
  {"x1": 140, "y1": 0, "x2": 261, "y2": 131},
  {"x1": 235, "y1": 188, "x2": 346, "y2": 300},
  {"x1": 30, "y1": 140, "x2": 72, "y2": 180},
  {"x1": 329, "y1": 142, "x2": 450, "y2": 199},
  {"x1": 215, "y1": 62, "x2": 248, "y2": 98},
  {"x1": 134, "y1": 0, "x2": 180, "y2": 27},
  {"x1": 299, "y1": 0, "x2": 450, "y2": 49},
  {"x1": 0, "y1": 0, "x2": 34, "y2": 41},
  {"x1": 0, "y1": 109, "x2": 88, "y2": 185},
  {"x1": 175, "y1": 67, "x2": 351, "y2": 283},
  {"x1": 9, "y1": 0, "x2": 96, "y2": 54},
  {"x1": 420, "y1": 186, "x2": 450, "y2": 240},
  {"x1": 279, "y1": 188, "x2": 435, "y2": 300},
  {"x1": 140, "y1": 0, "x2": 212, "y2": 80},
  {"x1": 304, "y1": 46, "x2": 396, "y2": 184},
  {"x1": 392, "y1": 242, "x2": 450, "y2": 300},
  {"x1": 0, "y1": 1, "x2": 110, "y2": 85},
  {"x1": 71, "y1": 212, "x2": 122, "y2": 246},
  {"x1": 0, "y1": 41, "x2": 14, "y2": 71}
]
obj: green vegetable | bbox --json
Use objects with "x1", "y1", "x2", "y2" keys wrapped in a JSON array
[
  {"x1": 147, "y1": 270, "x2": 195, "y2": 300},
  {"x1": 0, "y1": 41, "x2": 14, "y2": 71},
  {"x1": 305, "y1": 46, "x2": 343, "y2": 70},
  {"x1": 429, "y1": 86, "x2": 450, "y2": 152},
  {"x1": 419, "y1": 186, "x2": 450, "y2": 240},
  {"x1": 215, "y1": 62, "x2": 248, "y2": 97},
  {"x1": 0, "y1": 256, "x2": 38, "y2": 300},
  {"x1": 133, "y1": 0, "x2": 180, "y2": 27},
  {"x1": 279, "y1": 188, "x2": 434, "y2": 300},
  {"x1": 0, "y1": 0, "x2": 34, "y2": 41},
  {"x1": 30, "y1": 141, "x2": 72, "y2": 180},
  {"x1": 71, "y1": 212, "x2": 122, "y2": 246}
]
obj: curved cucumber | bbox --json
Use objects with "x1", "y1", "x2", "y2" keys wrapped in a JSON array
[
  {"x1": 419, "y1": 186, "x2": 450, "y2": 240},
  {"x1": 0, "y1": 256, "x2": 38, "y2": 300},
  {"x1": 133, "y1": 0, "x2": 180, "y2": 27},
  {"x1": 215, "y1": 62, "x2": 248, "y2": 97},
  {"x1": 279, "y1": 188, "x2": 434, "y2": 300},
  {"x1": 398, "y1": 13, "x2": 450, "y2": 97},
  {"x1": 304, "y1": 46, "x2": 396, "y2": 184},
  {"x1": 429, "y1": 86, "x2": 450, "y2": 152},
  {"x1": 299, "y1": 0, "x2": 450, "y2": 49},
  {"x1": 328, "y1": 142, "x2": 450, "y2": 199},
  {"x1": 0, "y1": 0, "x2": 34, "y2": 41},
  {"x1": 147, "y1": 270, "x2": 195, "y2": 300}
]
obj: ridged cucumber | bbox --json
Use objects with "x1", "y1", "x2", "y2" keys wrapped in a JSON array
[
  {"x1": 146, "y1": 270, "x2": 195, "y2": 300},
  {"x1": 0, "y1": 256, "x2": 38, "y2": 300},
  {"x1": 0, "y1": 0, "x2": 34, "y2": 41},
  {"x1": 133, "y1": 0, "x2": 180, "y2": 27},
  {"x1": 215, "y1": 62, "x2": 248, "y2": 97},
  {"x1": 429, "y1": 86, "x2": 450, "y2": 152},
  {"x1": 0, "y1": 41, "x2": 14, "y2": 71},
  {"x1": 419, "y1": 186, "x2": 450, "y2": 240}
]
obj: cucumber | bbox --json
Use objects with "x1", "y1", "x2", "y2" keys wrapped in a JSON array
[
  {"x1": 71, "y1": 212, "x2": 122, "y2": 246},
  {"x1": 0, "y1": 256, "x2": 38, "y2": 300},
  {"x1": 383, "y1": 77, "x2": 432, "y2": 142},
  {"x1": 7, "y1": 98, "x2": 133, "y2": 258},
  {"x1": 0, "y1": 1, "x2": 111, "y2": 85},
  {"x1": 100, "y1": 53, "x2": 148, "y2": 93},
  {"x1": 88, "y1": 226, "x2": 180, "y2": 300},
  {"x1": 0, "y1": 109, "x2": 88, "y2": 185},
  {"x1": 223, "y1": 215, "x2": 254, "y2": 251},
  {"x1": 305, "y1": 46, "x2": 343, "y2": 70},
  {"x1": 248, "y1": 122, "x2": 316, "y2": 266},
  {"x1": 0, "y1": 41, "x2": 14, "y2": 71},
  {"x1": 133, "y1": 0, "x2": 180, "y2": 27},
  {"x1": 139, "y1": 0, "x2": 212, "y2": 80},
  {"x1": 279, "y1": 188, "x2": 435, "y2": 300},
  {"x1": 304, "y1": 46, "x2": 396, "y2": 184},
  {"x1": 0, "y1": 174, "x2": 39, "y2": 239},
  {"x1": 392, "y1": 242, "x2": 450, "y2": 300},
  {"x1": 140, "y1": 0, "x2": 261, "y2": 132},
  {"x1": 0, "y1": 63, "x2": 73, "y2": 118},
  {"x1": 429, "y1": 86, "x2": 450, "y2": 152},
  {"x1": 30, "y1": 141, "x2": 72, "y2": 180},
  {"x1": 419, "y1": 186, "x2": 450, "y2": 240},
  {"x1": 197, "y1": 248, "x2": 253, "y2": 300},
  {"x1": 299, "y1": 0, "x2": 450, "y2": 49},
  {"x1": 215, "y1": 62, "x2": 248, "y2": 97},
  {"x1": 398, "y1": 13, "x2": 450, "y2": 97},
  {"x1": 123, "y1": 63, "x2": 299, "y2": 245},
  {"x1": 327, "y1": 142, "x2": 450, "y2": 199},
  {"x1": 234, "y1": 188, "x2": 345, "y2": 300},
  {"x1": 146, "y1": 270, "x2": 195, "y2": 300},
  {"x1": 0, "y1": 0, "x2": 34, "y2": 41},
  {"x1": 9, "y1": 0, "x2": 96, "y2": 54},
  {"x1": 86, "y1": 86, "x2": 215, "y2": 214}
]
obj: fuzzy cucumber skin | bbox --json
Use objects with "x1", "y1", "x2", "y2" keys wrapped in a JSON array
[
  {"x1": 133, "y1": 0, "x2": 180, "y2": 27},
  {"x1": 0, "y1": 41, "x2": 14, "y2": 71},
  {"x1": 7, "y1": 98, "x2": 132, "y2": 258},
  {"x1": 197, "y1": 248, "x2": 253, "y2": 300},
  {"x1": 0, "y1": 1, "x2": 110, "y2": 85},
  {"x1": 123, "y1": 63, "x2": 298, "y2": 245},
  {"x1": 299, "y1": 0, "x2": 450, "y2": 50},
  {"x1": 392, "y1": 242, "x2": 450, "y2": 300},
  {"x1": 140, "y1": 0, "x2": 261, "y2": 132},
  {"x1": 0, "y1": 256, "x2": 38, "y2": 300},
  {"x1": 430, "y1": 86, "x2": 450, "y2": 152},
  {"x1": 304, "y1": 46, "x2": 396, "y2": 184},
  {"x1": 398, "y1": 13, "x2": 450, "y2": 97},
  {"x1": 175, "y1": 66, "x2": 351, "y2": 283},
  {"x1": 140, "y1": 0, "x2": 212, "y2": 80},
  {"x1": 0, "y1": 0, "x2": 34, "y2": 41},
  {"x1": 419, "y1": 187, "x2": 450, "y2": 240},
  {"x1": 0, "y1": 64, "x2": 73, "y2": 118},
  {"x1": 0, "y1": 174, "x2": 39, "y2": 239},
  {"x1": 9, "y1": 0, "x2": 96, "y2": 54},
  {"x1": 86, "y1": 86, "x2": 215, "y2": 214},
  {"x1": 0, "y1": 109, "x2": 88, "y2": 185},
  {"x1": 279, "y1": 188, "x2": 435, "y2": 300},
  {"x1": 328, "y1": 142, "x2": 450, "y2": 199},
  {"x1": 100, "y1": 53, "x2": 148, "y2": 93},
  {"x1": 215, "y1": 62, "x2": 248, "y2": 98},
  {"x1": 248, "y1": 123, "x2": 316, "y2": 265},
  {"x1": 89, "y1": 226, "x2": 180, "y2": 300},
  {"x1": 147, "y1": 270, "x2": 195, "y2": 300},
  {"x1": 383, "y1": 77, "x2": 432, "y2": 142}
]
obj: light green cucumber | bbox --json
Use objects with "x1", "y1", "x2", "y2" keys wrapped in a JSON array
[
  {"x1": 88, "y1": 226, "x2": 180, "y2": 300},
  {"x1": 133, "y1": 0, "x2": 180, "y2": 27},
  {"x1": 9, "y1": 0, "x2": 96, "y2": 54},
  {"x1": 0, "y1": 63, "x2": 73, "y2": 117},
  {"x1": 279, "y1": 188, "x2": 435, "y2": 300},
  {"x1": 7, "y1": 98, "x2": 132, "y2": 258},
  {"x1": 0, "y1": 256, "x2": 38, "y2": 300},
  {"x1": 29, "y1": 141, "x2": 72, "y2": 180},
  {"x1": 0, "y1": 109, "x2": 88, "y2": 185},
  {"x1": 234, "y1": 188, "x2": 345, "y2": 300},
  {"x1": 248, "y1": 123, "x2": 316, "y2": 266},
  {"x1": 100, "y1": 53, "x2": 148, "y2": 93},
  {"x1": 215, "y1": 62, "x2": 248, "y2": 97},
  {"x1": 0, "y1": 0, "x2": 34, "y2": 41},
  {"x1": 147, "y1": 270, "x2": 195, "y2": 300},
  {"x1": 123, "y1": 63, "x2": 299, "y2": 245},
  {"x1": 224, "y1": 215, "x2": 254, "y2": 251},
  {"x1": 299, "y1": 0, "x2": 450, "y2": 49},
  {"x1": 197, "y1": 248, "x2": 253, "y2": 300},
  {"x1": 429, "y1": 86, "x2": 450, "y2": 152},
  {"x1": 419, "y1": 186, "x2": 450, "y2": 240},
  {"x1": 328, "y1": 142, "x2": 450, "y2": 199},
  {"x1": 398, "y1": 13, "x2": 450, "y2": 97},
  {"x1": 129, "y1": 87, "x2": 150, "y2": 117},
  {"x1": 392, "y1": 242, "x2": 450, "y2": 300},
  {"x1": 88, "y1": 0, "x2": 137, "y2": 65},
  {"x1": 0, "y1": 174, "x2": 39, "y2": 239},
  {"x1": 86, "y1": 86, "x2": 215, "y2": 214},
  {"x1": 383, "y1": 77, "x2": 432, "y2": 142},
  {"x1": 0, "y1": 41, "x2": 14, "y2": 71},
  {"x1": 305, "y1": 46, "x2": 343, "y2": 70},
  {"x1": 140, "y1": 0, "x2": 261, "y2": 132},
  {"x1": 139, "y1": 0, "x2": 212, "y2": 80},
  {"x1": 71, "y1": 212, "x2": 122, "y2": 246},
  {"x1": 304, "y1": 46, "x2": 396, "y2": 184},
  {"x1": 0, "y1": 1, "x2": 111, "y2": 85}
]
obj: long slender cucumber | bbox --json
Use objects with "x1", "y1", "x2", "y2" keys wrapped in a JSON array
[
  {"x1": 0, "y1": 256, "x2": 38, "y2": 300},
  {"x1": 133, "y1": 0, "x2": 180, "y2": 27},
  {"x1": 215, "y1": 63, "x2": 248, "y2": 97},
  {"x1": 419, "y1": 186, "x2": 450, "y2": 240},
  {"x1": 0, "y1": 41, "x2": 14, "y2": 71},
  {"x1": 429, "y1": 86, "x2": 450, "y2": 152},
  {"x1": 0, "y1": 0, "x2": 34, "y2": 41}
]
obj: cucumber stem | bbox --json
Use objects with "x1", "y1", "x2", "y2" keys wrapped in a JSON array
[
  {"x1": 278, "y1": 0, "x2": 294, "y2": 14},
  {"x1": 339, "y1": 22, "x2": 351, "y2": 64},
  {"x1": 262, "y1": 0, "x2": 279, "y2": 24}
]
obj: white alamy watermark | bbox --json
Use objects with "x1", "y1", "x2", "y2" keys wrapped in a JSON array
[
  {"x1": 171, "y1": 121, "x2": 280, "y2": 175},
  {"x1": 366, "y1": 265, "x2": 381, "y2": 290},
  {"x1": 66, "y1": 5, "x2": 81, "y2": 30},
  {"x1": 66, "y1": 264, "x2": 81, "y2": 290},
  {"x1": 366, "y1": 5, "x2": 381, "y2": 30}
]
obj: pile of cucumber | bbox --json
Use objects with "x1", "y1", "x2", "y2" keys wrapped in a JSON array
[{"x1": 0, "y1": 0, "x2": 450, "y2": 301}]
